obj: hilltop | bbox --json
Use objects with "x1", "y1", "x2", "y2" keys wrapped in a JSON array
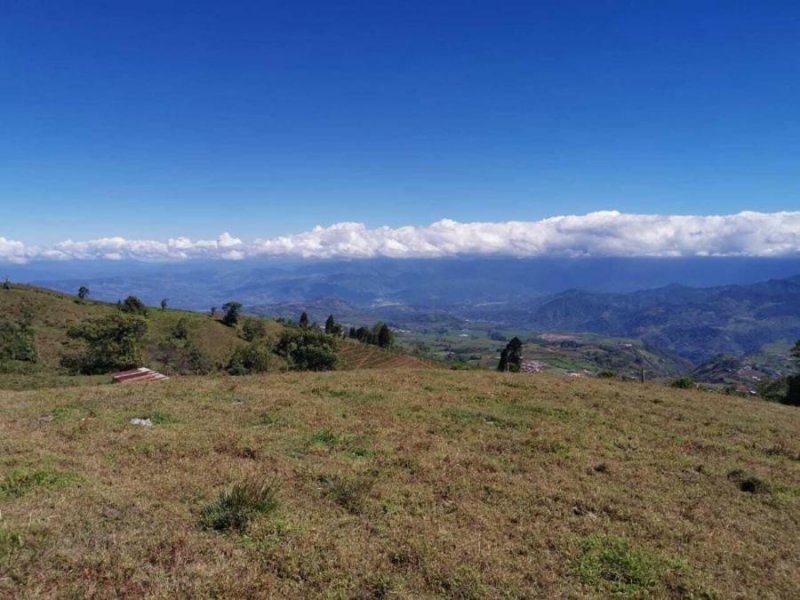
[{"x1": 0, "y1": 369, "x2": 798, "y2": 598}]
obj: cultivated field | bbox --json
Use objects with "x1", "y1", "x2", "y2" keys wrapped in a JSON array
[{"x1": 1, "y1": 370, "x2": 799, "y2": 598}]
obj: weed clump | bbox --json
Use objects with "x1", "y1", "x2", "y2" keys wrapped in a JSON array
[
  {"x1": 319, "y1": 474, "x2": 374, "y2": 514},
  {"x1": 201, "y1": 479, "x2": 278, "y2": 532}
]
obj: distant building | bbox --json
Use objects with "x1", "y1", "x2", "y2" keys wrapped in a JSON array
[{"x1": 111, "y1": 367, "x2": 169, "y2": 384}]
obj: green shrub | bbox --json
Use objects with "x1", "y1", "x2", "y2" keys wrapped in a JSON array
[
  {"x1": 242, "y1": 318, "x2": 267, "y2": 342},
  {"x1": 275, "y1": 329, "x2": 337, "y2": 371},
  {"x1": 670, "y1": 377, "x2": 695, "y2": 389},
  {"x1": 201, "y1": 479, "x2": 278, "y2": 532},
  {"x1": 0, "y1": 318, "x2": 37, "y2": 363},
  {"x1": 783, "y1": 375, "x2": 800, "y2": 406},
  {"x1": 120, "y1": 295, "x2": 148, "y2": 316},
  {"x1": 155, "y1": 338, "x2": 212, "y2": 375},
  {"x1": 61, "y1": 314, "x2": 147, "y2": 374},
  {"x1": 227, "y1": 342, "x2": 272, "y2": 375}
]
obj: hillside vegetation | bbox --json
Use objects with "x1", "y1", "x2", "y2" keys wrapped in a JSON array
[
  {"x1": 1, "y1": 369, "x2": 798, "y2": 598},
  {"x1": 0, "y1": 285, "x2": 432, "y2": 389}
]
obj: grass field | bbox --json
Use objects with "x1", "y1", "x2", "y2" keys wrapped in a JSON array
[{"x1": 1, "y1": 369, "x2": 798, "y2": 598}]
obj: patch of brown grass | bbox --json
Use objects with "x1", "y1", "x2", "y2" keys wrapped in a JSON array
[{"x1": 0, "y1": 370, "x2": 798, "y2": 597}]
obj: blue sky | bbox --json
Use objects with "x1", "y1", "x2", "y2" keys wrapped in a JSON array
[{"x1": 1, "y1": 1, "x2": 799, "y2": 245}]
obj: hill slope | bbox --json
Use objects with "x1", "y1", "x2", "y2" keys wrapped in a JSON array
[
  {"x1": 0, "y1": 369, "x2": 798, "y2": 598},
  {"x1": 0, "y1": 285, "x2": 433, "y2": 389}
]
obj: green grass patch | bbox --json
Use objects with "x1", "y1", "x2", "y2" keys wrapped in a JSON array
[
  {"x1": 0, "y1": 528, "x2": 24, "y2": 562},
  {"x1": 148, "y1": 411, "x2": 174, "y2": 425},
  {"x1": 574, "y1": 534, "x2": 661, "y2": 596},
  {"x1": 0, "y1": 467, "x2": 82, "y2": 498},
  {"x1": 308, "y1": 430, "x2": 372, "y2": 457},
  {"x1": 309, "y1": 386, "x2": 386, "y2": 402},
  {"x1": 201, "y1": 479, "x2": 278, "y2": 532},
  {"x1": 50, "y1": 404, "x2": 90, "y2": 423},
  {"x1": 504, "y1": 402, "x2": 572, "y2": 421},
  {"x1": 255, "y1": 412, "x2": 288, "y2": 427}
]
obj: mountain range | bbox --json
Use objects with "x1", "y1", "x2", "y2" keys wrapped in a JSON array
[{"x1": 6, "y1": 256, "x2": 800, "y2": 368}]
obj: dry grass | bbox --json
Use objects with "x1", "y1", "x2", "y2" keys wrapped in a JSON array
[
  {"x1": 0, "y1": 370, "x2": 798, "y2": 598},
  {"x1": 337, "y1": 338, "x2": 437, "y2": 370}
]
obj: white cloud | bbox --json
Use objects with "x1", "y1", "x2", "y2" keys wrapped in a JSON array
[
  {"x1": 0, "y1": 236, "x2": 35, "y2": 264},
  {"x1": 2, "y1": 211, "x2": 800, "y2": 263}
]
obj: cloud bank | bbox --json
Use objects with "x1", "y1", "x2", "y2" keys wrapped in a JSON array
[{"x1": 2, "y1": 211, "x2": 799, "y2": 263}]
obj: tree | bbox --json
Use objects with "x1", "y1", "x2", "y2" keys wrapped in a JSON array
[
  {"x1": 299, "y1": 311, "x2": 310, "y2": 329},
  {"x1": 242, "y1": 318, "x2": 267, "y2": 342},
  {"x1": 120, "y1": 295, "x2": 148, "y2": 316},
  {"x1": 275, "y1": 329, "x2": 337, "y2": 371},
  {"x1": 325, "y1": 315, "x2": 336, "y2": 335},
  {"x1": 377, "y1": 323, "x2": 394, "y2": 348},
  {"x1": 497, "y1": 348, "x2": 509, "y2": 372},
  {"x1": 354, "y1": 326, "x2": 373, "y2": 344},
  {"x1": 172, "y1": 317, "x2": 190, "y2": 340},
  {"x1": 61, "y1": 314, "x2": 147, "y2": 374},
  {"x1": 498, "y1": 337, "x2": 522, "y2": 372},
  {"x1": 785, "y1": 340, "x2": 800, "y2": 406},
  {"x1": 160, "y1": 298, "x2": 168, "y2": 311},
  {"x1": 78, "y1": 286, "x2": 90, "y2": 301},
  {"x1": 222, "y1": 302, "x2": 242, "y2": 327},
  {"x1": 210, "y1": 306, "x2": 217, "y2": 317},
  {"x1": 2, "y1": 277, "x2": 10, "y2": 290}
]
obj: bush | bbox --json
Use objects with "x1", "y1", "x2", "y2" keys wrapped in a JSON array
[
  {"x1": 227, "y1": 342, "x2": 272, "y2": 375},
  {"x1": 222, "y1": 302, "x2": 242, "y2": 327},
  {"x1": 275, "y1": 329, "x2": 337, "y2": 371},
  {"x1": 171, "y1": 317, "x2": 190, "y2": 340},
  {"x1": 670, "y1": 377, "x2": 695, "y2": 389},
  {"x1": 242, "y1": 318, "x2": 267, "y2": 342},
  {"x1": 155, "y1": 339, "x2": 212, "y2": 375},
  {"x1": 120, "y1": 295, "x2": 148, "y2": 316},
  {"x1": 783, "y1": 375, "x2": 800, "y2": 406},
  {"x1": 62, "y1": 314, "x2": 148, "y2": 374},
  {"x1": 0, "y1": 318, "x2": 37, "y2": 363},
  {"x1": 201, "y1": 480, "x2": 277, "y2": 532}
]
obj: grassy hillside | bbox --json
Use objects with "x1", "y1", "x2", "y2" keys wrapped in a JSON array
[
  {"x1": 1, "y1": 369, "x2": 798, "y2": 598},
  {"x1": 0, "y1": 285, "x2": 247, "y2": 387},
  {"x1": 0, "y1": 285, "x2": 433, "y2": 389}
]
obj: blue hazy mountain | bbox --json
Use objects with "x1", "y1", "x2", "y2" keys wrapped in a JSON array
[{"x1": 6, "y1": 256, "x2": 800, "y2": 310}]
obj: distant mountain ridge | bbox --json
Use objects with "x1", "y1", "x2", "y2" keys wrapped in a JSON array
[
  {"x1": 6, "y1": 257, "x2": 800, "y2": 367},
  {"x1": 459, "y1": 276, "x2": 800, "y2": 363}
]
